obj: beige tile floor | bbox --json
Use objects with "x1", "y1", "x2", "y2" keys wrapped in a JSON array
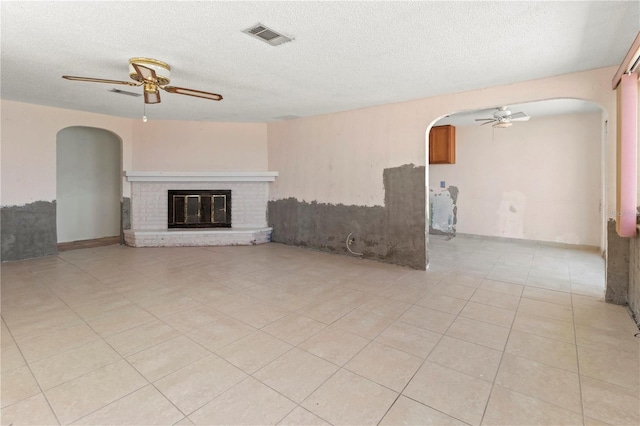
[{"x1": 1, "y1": 236, "x2": 639, "y2": 425}]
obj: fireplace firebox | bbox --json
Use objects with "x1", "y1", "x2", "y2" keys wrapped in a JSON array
[{"x1": 168, "y1": 190, "x2": 231, "y2": 228}]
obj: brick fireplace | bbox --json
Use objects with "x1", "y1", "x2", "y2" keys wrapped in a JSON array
[{"x1": 123, "y1": 171, "x2": 277, "y2": 247}]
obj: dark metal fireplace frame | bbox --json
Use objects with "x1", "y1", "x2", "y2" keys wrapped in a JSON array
[{"x1": 168, "y1": 190, "x2": 232, "y2": 229}]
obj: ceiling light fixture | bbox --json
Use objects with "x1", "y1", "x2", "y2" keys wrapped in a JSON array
[{"x1": 493, "y1": 121, "x2": 512, "y2": 128}]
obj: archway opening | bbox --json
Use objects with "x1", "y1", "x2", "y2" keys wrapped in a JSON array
[
  {"x1": 424, "y1": 98, "x2": 607, "y2": 296},
  {"x1": 56, "y1": 126, "x2": 122, "y2": 246}
]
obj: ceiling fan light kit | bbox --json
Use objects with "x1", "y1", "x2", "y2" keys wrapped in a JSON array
[
  {"x1": 493, "y1": 121, "x2": 512, "y2": 128},
  {"x1": 128, "y1": 58, "x2": 171, "y2": 85}
]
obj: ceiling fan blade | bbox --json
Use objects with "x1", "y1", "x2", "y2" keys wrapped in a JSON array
[
  {"x1": 481, "y1": 120, "x2": 497, "y2": 126},
  {"x1": 132, "y1": 63, "x2": 157, "y2": 82},
  {"x1": 508, "y1": 112, "x2": 529, "y2": 120},
  {"x1": 475, "y1": 118, "x2": 495, "y2": 121},
  {"x1": 511, "y1": 116, "x2": 531, "y2": 122},
  {"x1": 163, "y1": 86, "x2": 223, "y2": 101},
  {"x1": 62, "y1": 75, "x2": 140, "y2": 86},
  {"x1": 144, "y1": 90, "x2": 161, "y2": 104}
]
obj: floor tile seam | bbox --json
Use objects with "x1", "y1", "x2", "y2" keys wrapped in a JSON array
[
  {"x1": 327, "y1": 363, "x2": 403, "y2": 426},
  {"x1": 332, "y1": 339, "x2": 428, "y2": 394},
  {"x1": 514, "y1": 307, "x2": 575, "y2": 325},
  {"x1": 211, "y1": 329, "x2": 293, "y2": 365},
  {"x1": 577, "y1": 369, "x2": 640, "y2": 394},
  {"x1": 493, "y1": 368, "x2": 586, "y2": 418},
  {"x1": 48, "y1": 253, "x2": 116, "y2": 285},
  {"x1": 478, "y1": 286, "x2": 524, "y2": 426},
  {"x1": 8, "y1": 276, "x2": 140, "y2": 358},
  {"x1": 188, "y1": 322, "x2": 260, "y2": 355},
  {"x1": 456, "y1": 307, "x2": 516, "y2": 329},
  {"x1": 393, "y1": 313, "x2": 452, "y2": 337},
  {"x1": 388, "y1": 295, "x2": 473, "y2": 423},
  {"x1": 520, "y1": 293, "x2": 573, "y2": 307},
  {"x1": 572, "y1": 315, "x2": 640, "y2": 335},
  {"x1": 411, "y1": 299, "x2": 468, "y2": 317},
  {"x1": 464, "y1": 293, "x2": 521, "y2": 313},
  {"x1": 107, "y1": 318, "x2": 191, "y2": 358},
  {"x1": 192, "y1": 370, "x2": 302, "y2": 421},
  {"x1": 571, "y1": 297, "x2": 587, "y2": 423},
  {"x1": 245, "y1": 346, "x2": 341, "y2": 411},
  {"x1": 0, "y1": 322, "x2": 64, "y2": 426},
  {"x1": 86, "y1": 313, "x2": 159, "y2": 340},
  {"x1": 295, "y1": 304, "x2": 358, "y2": 327},
  {"x1": 293, "y1": 331, "x2": 372, "y2": 371},
  {"x1": 218, "y1": 306, "x2": 294, "y2": 331},
  {"x1": 150, "y1": 365, "x2": 248, "y2": 420},
  {"x1": 422, "y1": 287, "x2": 474, "y2": 302},
  {"x1": 504, "y1": 326, "x2": 578, "y2": 351},
  {"x1": 0, "y1": 391, "x2": 57, "y2": 425},
  {"x1": 523, "y1": 281, "x2": 573, "y2": 295},
  {"x1": 22, "y1": 334, "x2": 124, "y2": 379},
  {"x1": 368, "y1": 329, "x2": 437, "y2": 359},
  {"x1": 1, "y1": 308, "x2": 82, "y2": 332},
  {"x1": 442, "y1": 323, "x2": 511, "y2": 353},
  {"x1": 42, "y1": 358, "x2": 142, "y2": 424},
  {"x1": 62, "y1": 379, "x2": 172, "y2": 424},
  {"x1": 115, "y1": 325, "x2": 216, "y2": 382},
  {"x1": 574, "y1": 339, "x2": 640, "y2": 362},
  {"x1": 385, "y1": 394, "x2": 473, "y2": 426},
  {"x1": 498, "y1": 348, "x2": 583, "y2": 381},
  {"x1": 509, "y1": 324, "x2": 577, "y2": 346},
  {"x1": 20, "y1": 276, "x2": 83, "y2": 325},
  {"x1": 489, "y1": 383, "x2": 588, "y2": 422},
  {"x1": 572, "y1": 339, "x2": 640, "y2": 358},
  {"x1": 576, "y1": 373, "x2": 640, "y2": 399},
  {"x1": 260, "y1": 319, "x2": 328, "y2": 346}
]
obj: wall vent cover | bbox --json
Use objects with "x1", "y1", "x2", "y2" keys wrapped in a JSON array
[{"x1": 243, "y1": 23, "x2": 292, "y2": 46}]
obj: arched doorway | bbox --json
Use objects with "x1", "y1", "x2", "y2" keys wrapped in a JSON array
[
  {"x1": 56, "y1": 126, "x2": 122, "y2": 244},
  {"x1": 424, "y1": 99, "x2": 607, "y2": 296}
]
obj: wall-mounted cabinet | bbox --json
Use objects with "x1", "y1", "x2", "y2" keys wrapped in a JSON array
[{"x1": 429, "y1": 125, "x2": 456, "y2": 164}]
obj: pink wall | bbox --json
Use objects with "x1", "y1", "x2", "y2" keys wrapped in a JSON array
[
  {"x1": 1, "y1": 100, "x2": 133, "y2": 206},
  {"x1": 2, "y1": 66, "x2": 619, "y2": 223},
  {"x1": 131, "y1": 120, "x2": 267, "y2": 171},
  {"x1": 429, "y1": 112, "x2": 602, "y2": 246},
  {"x1": 267, "y1": 67, "x2": 617, "y2": 218},
  {"x1": 1, "y1": 101, "x2": 269, "y2": 207}
]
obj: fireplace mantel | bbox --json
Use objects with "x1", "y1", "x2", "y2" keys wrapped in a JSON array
[{"x1": 124, "y1": 171, "x2": 278, "y2": 182}]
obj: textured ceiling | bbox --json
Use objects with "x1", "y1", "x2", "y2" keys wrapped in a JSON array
[
  {"x1": 438, "y1": 99, "x2": 603, "y2": 127},
  {"x1": 1, "y1": 1, "x2": 638, "y2": 122}
]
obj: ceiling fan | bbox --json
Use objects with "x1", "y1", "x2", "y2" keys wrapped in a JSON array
[
  {"x1": 62, "y1": 57, "x2": 223, "y2": 105},
  {"x1": 475, "y1": 106, "x2": 530, "y2": 128}
]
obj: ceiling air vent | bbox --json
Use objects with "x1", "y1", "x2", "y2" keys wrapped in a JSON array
[{"x1": 243, "y1": 23, "x2": 292, "y2": 46}]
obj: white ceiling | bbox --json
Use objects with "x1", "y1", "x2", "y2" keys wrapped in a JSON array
[{"x1": 1, "y1": 1, "x2": 638, "y2": 123}]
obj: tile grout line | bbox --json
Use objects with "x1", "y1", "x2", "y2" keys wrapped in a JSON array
[
  {"x1": 571, "y1": 293, "x2": 587, "y2": 426},
  {"x1": 375, "y1": 276, "x2": 483, "y2": 426},
  {"x1": 0, "y1": 316, "x2": 63, "y2": 426},
  {"x1": 0, "y1": 241, "x2": 611, "y2": 425},
  {"x1": 477, "y1": 284, "x2": 524, "y2": 425}
]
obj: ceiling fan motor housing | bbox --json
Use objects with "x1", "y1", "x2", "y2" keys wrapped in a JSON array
[
  {"x1": 129, "y1": 58, "x2": 171, "y2": 85},
  {"x1": 494, "y1": 109, "x2": 511, "y2": 118}
]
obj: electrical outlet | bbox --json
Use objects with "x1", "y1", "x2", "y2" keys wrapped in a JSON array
[{"x1": 440, "y1": 181, "x2": 446, "y2": 188}]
